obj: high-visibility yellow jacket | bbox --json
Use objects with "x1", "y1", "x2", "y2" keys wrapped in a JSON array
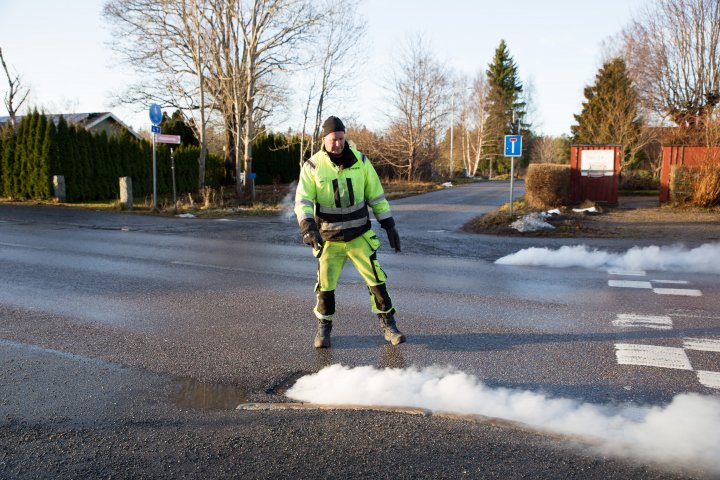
[{"x1": 295, "y1": 146, "x2": 394, "y2": 242}]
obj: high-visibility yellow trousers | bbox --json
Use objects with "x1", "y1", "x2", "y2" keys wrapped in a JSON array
[{"x1": 313, "y1": 229, "x2": 394, "y2": 320}]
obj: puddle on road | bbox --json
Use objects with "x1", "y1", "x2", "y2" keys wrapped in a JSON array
[{"x1": 172, "y1": 378, "x2": 248, "y2": 410}]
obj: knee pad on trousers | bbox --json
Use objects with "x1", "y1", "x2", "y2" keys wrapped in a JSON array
[
  {"x1": 316, "y1": 289, "x2": 336, "y2": 316},
  {"x1": 367, "y1": 283, "x2": 393, "y2": 313}
]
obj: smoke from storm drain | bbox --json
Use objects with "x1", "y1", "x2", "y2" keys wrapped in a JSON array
[{"x1": 283, "y1": 364, "x2": 720, "y2": 474}]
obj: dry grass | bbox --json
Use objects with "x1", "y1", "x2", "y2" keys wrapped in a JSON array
[
  {"x1": 691, "y1": 162, "x2": 720, "y2": 207},
  {"x1": 382, "y1": 180, "x2": 443, "y2": 200},
  {"x1": 462, "y1": 198, "x2": 598, "y2": 237},
  {"x1": 465, "y1": 195, "x2": 720, "y2": 240}
]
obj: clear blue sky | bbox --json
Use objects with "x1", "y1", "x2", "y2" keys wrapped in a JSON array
[{"x1": 0, "y1": 0, "x2": 648, "y2": 136}]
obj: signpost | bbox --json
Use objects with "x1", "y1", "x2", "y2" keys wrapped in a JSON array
[
  {"x1": 149, "y1": 104, "x2": 162, "y2": 211},
  {"x1": 504, "y1": 134, "x2": 523, "y2": 217},
  {"x1": 148, "y1": 106, "x2": 182, "y2": 211}
]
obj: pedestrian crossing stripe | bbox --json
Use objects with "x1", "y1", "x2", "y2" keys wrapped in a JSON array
[
  {"x1": 608, "y1": 280, "x2": 652, "y2": 288},
  {"x1": 684, "y1": 338, "x2": 720, "y2": 352},
  {"x1": 696, "y1": 371, "x2": 720, "y2": 389},
  {"x1": 653, "y1": 288, "x2": 703, "y2": 296},
  {"x1": 615, "y1": 344, "x2": 693, "y2": 370},
  {"x1": 608, "y1": 269, "x2": 646, "y2": 276},
  {"x1": 612, "y1": 314, "x2": 672, "y2": 330},
  {"x1": 608, "y1": 279, "x2": 702, "y2": 296}
]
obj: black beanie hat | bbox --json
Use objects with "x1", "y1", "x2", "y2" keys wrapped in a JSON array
[{"x1": 322, "y1": 116, "x2": 345, "y2": 137}]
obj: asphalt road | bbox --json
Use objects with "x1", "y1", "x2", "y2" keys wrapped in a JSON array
[{"x1": 0, "y1": 181, "x2": 718, "y2": 479}]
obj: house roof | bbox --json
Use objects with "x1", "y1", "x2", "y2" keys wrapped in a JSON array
[{"x1": 0, "y1": 112, "x2": 140, "y2": 139}]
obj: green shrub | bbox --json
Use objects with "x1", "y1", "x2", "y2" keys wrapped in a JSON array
[{"x1": 619, "y1": 170, "x2": 659, "y2": 191}]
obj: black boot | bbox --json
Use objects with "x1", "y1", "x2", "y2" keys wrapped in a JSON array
[
  {"x1": 314, "y1": 319, "x2": 332, "y2": 348},
  {"x1": 378, "y1": 313, "x2": 405, "y2": 345}
]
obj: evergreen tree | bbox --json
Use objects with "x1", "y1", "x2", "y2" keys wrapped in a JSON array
[
  {"x1": 159, "y1": 110, "x2": 199, "y2": 146},
  {"x1": 64, "y1": 125, "x2": 79, "y2": 202},
  {"x1": 53, "y1": 116, "x2": 69, "y2": 178},
  {"x1": 0, "y1": 134, "x2": 7, "y2": 192},
  {"x1": 486, "y1": 40, "x2": 526, "y2": 173},
  {"x1": 0, "y1": 134, "x2": 14, "y2": 197},
  {"x1": 34, "y1": 115, "x2": 55, "y2": 198},
  {"x1": 571, "y1": 57, "x2": 646, "y2": 170},
  {"x1": 20, "y1": 111, "x2": 42, "y2": 198}
]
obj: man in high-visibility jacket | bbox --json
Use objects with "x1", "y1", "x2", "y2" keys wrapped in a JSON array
[{"x1": 294, "y1": 116, "x2": 405, "y2": 348}]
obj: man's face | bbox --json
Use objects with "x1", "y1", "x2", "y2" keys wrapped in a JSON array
[{"x1": 323, "y1": 131, "x2": 345, "y2": 156}]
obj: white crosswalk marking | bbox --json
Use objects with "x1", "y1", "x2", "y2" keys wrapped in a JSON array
[
  {"x1": 615, "y1": 344, "x2": 693, "y2": 370},
  {"x1": 607, "y1": 269, "x2": 646, "y2": 276},
  {"x1": 653, "y1": 288, "x2": 703, "y2": 296},
  {"x1": 696, "y1": 371, "x2": 720, "y2": 389},
  {"x1": 684, "y1": 338, "x2": 720, "y2": 352},
  {"x1": 608, "y1": 280, "x2": 652, "y2": 289},
  {"x1": 612, "y1": 314, "x2": 673, "y2": 330},
  {"x1": 651, "y1": 279, "x2": 689, "y2": 284}
]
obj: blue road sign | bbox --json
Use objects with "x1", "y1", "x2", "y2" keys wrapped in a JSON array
[
  {"x1": 151, "y1": 125, "x2": 161, "y2": 133},
  {"x1": 149, "y1": 104, "x2": 162, "y2": 125},
  {"x1": 504, "y1": 135, "x2": 522, "y2": 157}
]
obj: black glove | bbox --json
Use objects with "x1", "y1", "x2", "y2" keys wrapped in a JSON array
[
  {"x1": 385, "y1": 226, "x2": 401, "y2": 252},
  {"x1": 303, "y1": 230, "x2": 324, "y2": 251}
]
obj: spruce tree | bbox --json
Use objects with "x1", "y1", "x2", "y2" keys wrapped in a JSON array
[
  {"x1": 571, "y1": 57, "x2": 644, "y2": 169},
  {"x1": 486, "y1": 40, "x2": 526, "y2": 173}
]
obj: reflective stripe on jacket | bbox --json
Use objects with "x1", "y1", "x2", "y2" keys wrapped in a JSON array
[{"x1": 294, "y1": 147, "x2": 393, "y2": 242}]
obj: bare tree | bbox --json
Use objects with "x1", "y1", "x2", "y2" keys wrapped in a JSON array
[
  {"x1": 0, "y1": 47, "x2": 30, "y2": 129},
  {"x1": 463, "y1": 71, "x2": 491, "y2": 177},
  {"x1": 622, "y1": 0, "x2": 720, "y2": 137},
  {"x1": 103, "y1": 0, "x2": 213, "y2": 190},
  {"x1": 386, "y1": 35, "x2": 448, "y2": 180},
  {"x1": 303, "y1": 1, "x2": 365, "y2": 155},
  {"x1": 530, "y1": 136, "x2": 570, "y2": 164},
  {"x1": 105, "y1": 0, "x2": 325, "y2": 198}
]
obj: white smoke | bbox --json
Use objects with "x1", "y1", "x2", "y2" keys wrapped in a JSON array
[
  {"x1": 495, "y1": 243, "x2": 720, "y2": 274},
  {"x1": 281, "y1": 181, "x2": 298, "y2": 222},
  {"x1": 286, "y1": 364, "x2": 720, "y2": 474}
]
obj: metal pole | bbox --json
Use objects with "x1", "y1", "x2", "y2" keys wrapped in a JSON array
[
  {"x1": 170, "y1": 147, "x2": 177, "y2": 210},
  {"x1": 449, "y1": 92, "x2": 454, "y2": 179},
  {"x1": 152, "y1": 134, "x2": 157, "y2": 211},
  {"x1": 508, "y1": 111, "x2": 516, "y2": 217},
  {"x1": 509, "y1": 157, "x2": 515, "y2": 217}
]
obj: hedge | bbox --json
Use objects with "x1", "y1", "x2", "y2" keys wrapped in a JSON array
[
  {"x1": 0, "y1": 112, "x2": 300, "y2": 202},
  {"x1": 525, "y1": 163, "x2": 571, "y2": 209}
]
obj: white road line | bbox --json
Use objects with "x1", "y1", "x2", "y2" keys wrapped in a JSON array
[
  {"x1": 608, "y1": 280, "x2": 652, "y2": 289},
  {"x1": 612, "y1": 314, "x2": 673, "y2": 330},
  {"x1": 172, "y1": 260, "x2": 240, "y2": 271},
  {"x1": 696, "y1": 371, "x2": 720, "y2": 390},
  {"x1": 651, "y1": 279, "x2": 689, "y2": 284},
  {"x1": 608, "y1": 269, "x2": 646, "y2": 276},
  {"x1": 0, "y1": 242, "x2": 47, "y2": 250},
  {"x1": 653, "y1": 288, "x2": 703, "y2": 296},
  {"x1": 615, "y1": 344, "x2": 692, "y2": 370},
  {"x1": 684, "y1": 338, "x2": 720, "y2": 352}
]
